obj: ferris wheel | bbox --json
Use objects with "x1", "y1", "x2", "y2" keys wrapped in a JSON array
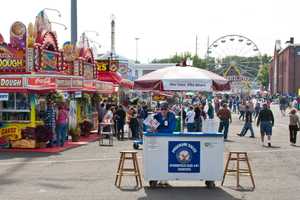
[{"x1": 206, "y1": 34, "x2": 262, "y2": 80}]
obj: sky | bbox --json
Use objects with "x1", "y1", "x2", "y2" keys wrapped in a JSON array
[{"x1": 0, "y1": 0, "x2": 299, "y2": 63}]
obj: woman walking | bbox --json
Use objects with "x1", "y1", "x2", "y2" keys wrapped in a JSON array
[
  {"x1": 56, "y1": 104, "x2": 69, "y2": 147},
  {"x1": 289, "y1": 109, "x2": 300, "y2": 145}
]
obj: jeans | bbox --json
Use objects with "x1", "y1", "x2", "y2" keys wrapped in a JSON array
[
  {"x1": 117, "y1": 120, "x2": 125, "y2": 140},
  {"x1": 240, "y1": 122, "x2": 254, "y2": 137},
  {"x1": 289, "y1": 125, "x2": 298, "y2": 144},
  {"x1": 187, "y1": 123, "x2": 195, "y2": 132},
  {"x1": 239, "y1": 111, "x2": 245, "y2": 120},
  {"x1": 194, "y1": 119, "x2": 202, "y2": 132},
  {"x1": 56, "y1": 123, "x2": 68, "y2": 147},
  {"x1": 218, "y1": 120, "x2": 229, "y2": 139}
]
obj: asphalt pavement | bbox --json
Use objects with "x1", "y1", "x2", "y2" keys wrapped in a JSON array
[{"x1": 0, "y1": 105, "x2": 300, "y2": 200}]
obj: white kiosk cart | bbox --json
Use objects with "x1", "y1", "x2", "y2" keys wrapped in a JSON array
[{"x1": 143, "y1": 132, "x2": 224, "y2": 188}]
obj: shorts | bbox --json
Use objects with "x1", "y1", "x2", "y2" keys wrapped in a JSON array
[{"x1": 260, "y1": 121, "x2": 272, "y2": 136}]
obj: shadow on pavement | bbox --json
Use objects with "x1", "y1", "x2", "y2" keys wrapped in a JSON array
[
  {"x1": 0, "y1": 157, "x2": 34, "y2": 187},
  {"x1": 0, "y1": 152, "x2": 57, "y2": 160},
  {"x1": 262, "y1": 145, "x2": 281, "y2": 149},
  {"x1": 138, "y1": 187, "x2": 242, "y2": 200}
]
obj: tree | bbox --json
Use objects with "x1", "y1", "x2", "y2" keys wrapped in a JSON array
[{"x1": 257, "y1": 64, "x2": 269, "y2": 89}]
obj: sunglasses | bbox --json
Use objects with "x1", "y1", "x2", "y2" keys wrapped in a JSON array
[{"x1": 161, "y1": 108, "x2": 167, "y2": 111}]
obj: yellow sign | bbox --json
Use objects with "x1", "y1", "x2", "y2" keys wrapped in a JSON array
[
  {"x1": 0, "y1": 126, "x2": 22, "y2": 141},
  {"x1": 153, "y1": 95, "x2": 166, "y2": 101}
]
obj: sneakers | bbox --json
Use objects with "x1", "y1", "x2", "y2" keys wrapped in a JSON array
[
  {"x1": 268, "y1": 142, "x2": 271, "y2": 147},
  {"x1": 249, "y1": 136, "x2": 255, "y2": 138},
  {"x1": 236, "y1": 134, "x2": 242, "y2": 137}
]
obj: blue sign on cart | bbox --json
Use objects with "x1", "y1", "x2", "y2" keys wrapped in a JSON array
[{"x1": 168, "y1": 141, "x2": 200, "y2": 173}]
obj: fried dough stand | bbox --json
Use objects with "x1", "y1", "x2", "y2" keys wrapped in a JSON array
[{"x1": 134, "y1": 65, "x2": 230, "y2": 188}]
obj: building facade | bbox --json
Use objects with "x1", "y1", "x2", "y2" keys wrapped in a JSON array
[
  {"x1": 131, "y1": 63, "x2": 176, "y2": 80},
  {"x1": 270, "y1": 42, "x2": 300, "y2": 95}
]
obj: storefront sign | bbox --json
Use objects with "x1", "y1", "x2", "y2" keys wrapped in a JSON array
[
  {"x1": 0, "y1": 78, "x2": 23, "y2": 88},
  {"x1": 41, "y1": 50, "x2": 59, "y2": 72},
  {"x1": 0, "y1": 44, "x2": 25, "y2": 72},
  {"x1": 56, "y1": 78, "x2": 71, "y2": 88},
  {"x1": 96, "y1": 60, "x2": 118, "y2": 72},
  {"x1": 72, "y1": 78, "x2": 83, "y2": 88},
  {"x1": 163, "y1": 80, "x2": 211, "y2": 91},
  {"x1": 0, "y1": 93, "x2": 9, "y2": 101},
  {"x1": 168, "y1": 141, "x2": 200, "y2": 173},
  {"x1": 27, "y1": 77, "x2": 56, "y2": 88},
  {"x1": 84, "y1": 80, "x2": 96, "y2": 90},
  {"x1": 96, "y1": 81, "x2": 114, "y2": 92},
  {"x1": 0, "y1": 126, "x2": 22, "y2": 141},
  {"x1": 83, "y1": 63, "x2": 94, "y2": 79},
  {"x1": 75, "y1": 91, "x2": 82, "y2": 98}
]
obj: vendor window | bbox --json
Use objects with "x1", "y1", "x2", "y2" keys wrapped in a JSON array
[{"x1": 0, "y1": 93, "x2": 30, "y2": 122}]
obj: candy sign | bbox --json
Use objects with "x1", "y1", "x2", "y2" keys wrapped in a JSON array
[{"x1": 0, "y1": 126, "x2": 22, "y2": 141}]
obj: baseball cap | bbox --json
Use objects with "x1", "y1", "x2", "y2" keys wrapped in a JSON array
[{"x1": 160, "y1": 102, "x2": 169, "y2": 110}]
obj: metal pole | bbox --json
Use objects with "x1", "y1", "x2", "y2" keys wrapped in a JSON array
[
  {"x1": 135, "y1": 37, "x2": 140, "y2": 63},
  {"x1": 71, "y1": 0, "x2": 77, "y2": 45},
  {"x1": 195, "y1": 35, "x2": 198, "y2": 57}
]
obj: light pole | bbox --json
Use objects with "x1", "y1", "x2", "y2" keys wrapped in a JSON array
[
  {"x1": 135, "y1": 37, "x2": 140, "y2": 63},
  {"x1": 71, "y1": 0, "x2": 77, "y2": 45},
  {"x1": 40, "y1": 8, "x2": 67, "y2": 31},
  {"x1": 49, "y1": 21, "x2": 67, "y2": 30},
  {"x1": 41, "y1": 8, "x2": 62, "y2": 17}
]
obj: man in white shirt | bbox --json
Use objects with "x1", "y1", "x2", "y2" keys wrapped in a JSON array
[{"x1": 186, "y1": 106, "x2": 195, "y2": 132}]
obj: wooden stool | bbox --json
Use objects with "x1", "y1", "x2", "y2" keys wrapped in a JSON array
[
  {"x1": 115, "y1": 151, "x2": 142, "y2": 189},
  {"x1": 221, "y1": 152, "x2": 255, "y2": 189}
]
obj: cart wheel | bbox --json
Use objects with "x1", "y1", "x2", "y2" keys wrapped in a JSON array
[
  {"x1": 205, "y1": 181, "x2": 216, "y2": 189},
  {"x1": 133, "y1": 143, "x2": 139, "y2": 150},
  {"x1": 149, "y1": 180, "x2": 158, "y2": 188}
]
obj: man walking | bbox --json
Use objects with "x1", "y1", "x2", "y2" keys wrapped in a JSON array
[
  {"x1": 237, "y1": 105, "x2": 255, "y2": 138},
  {"x1": 115, "y1": 105, "x2": 126, "y2": 140},
  {"x1": 97, "y1": 103, "x2": 106, "y2": 134},
  {"x1": 217, "y1": 104, "x2": 232, "y2": 140},
  {"x1": 257, "y1": 103, "x2": 274, "y2": 147},
  {"x1": 186, "y1": 106, "x2": 195, "y2": 132}
]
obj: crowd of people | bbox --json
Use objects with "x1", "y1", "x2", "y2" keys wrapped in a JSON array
[
  {"x1": 96, "y1": 93, "x2": 300, "y2": 148},
  {"x1": 97, "y1": 101, "x2": 149, "y2": 141}
]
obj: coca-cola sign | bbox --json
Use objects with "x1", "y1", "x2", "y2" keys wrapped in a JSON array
[{"x1": 28, "y1": 77, "x2": 56, "y2": 87}]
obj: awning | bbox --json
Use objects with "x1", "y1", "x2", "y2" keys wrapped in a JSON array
[{"x1": 98, "y1": 71, "x2": 133, "y2": 89}]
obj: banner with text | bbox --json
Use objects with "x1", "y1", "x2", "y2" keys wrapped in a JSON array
[{"x1": 163, "y1": 79, "x2": 212, "y2": 91}]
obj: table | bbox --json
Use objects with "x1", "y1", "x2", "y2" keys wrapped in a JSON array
[{"x1": 143, "y1": 132, "x2": 224, "y2": 188}]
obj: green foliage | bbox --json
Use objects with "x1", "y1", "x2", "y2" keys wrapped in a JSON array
[
  {"x1": 151, "y1": 53, "x2": 208, "y2": 69},
  {"x1": 257, "y1": 63, "x2": 270, "y2": 88}
]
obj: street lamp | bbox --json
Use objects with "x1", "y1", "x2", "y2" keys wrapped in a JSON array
[
  {"x1": 41, "y1": 8, "x2": 62, "y2": 18},
  {"x1": 135, "y1": 37, "x2": 140, "y2": 63},
  {"x1": 49, "y1": 21, "x2": 68, "y2": 30}
]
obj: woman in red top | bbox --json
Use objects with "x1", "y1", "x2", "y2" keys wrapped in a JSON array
[{"x1": 56, "y1": 104, "x2": 69, "y2": 147}]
